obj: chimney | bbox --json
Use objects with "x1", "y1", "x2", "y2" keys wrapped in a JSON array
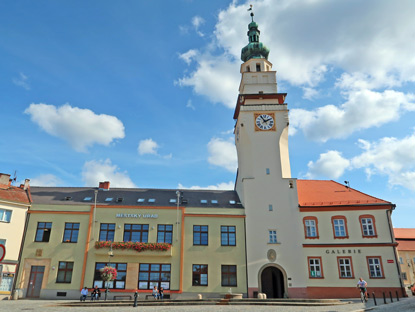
[
  {"x1": 23, "y1": 179, "x2": 30, "y2": 191},
  {"x1": 99, "y1": 181, "x2": 110, "y2": 190},
  {"x1": 0, "y1": 173, "x2": 11, "y2": 189}
]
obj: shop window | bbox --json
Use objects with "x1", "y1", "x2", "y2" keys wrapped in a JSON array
[
  {"x1": 0, "y1": 272, "x2": 13, "y2": 292},
  {"x1": 331, "y1": 216, "x2": 349, "y2": 239},
  {"x1": 221, "y1": 226, "x2": 236, "y2": 246},
  {"x1": 308, "y1": 257, "x2": 323, "y2": 278},
  {"x1": 94, "y1": 263, "x2": 127, "y2": 289},
  {"x1": 35, "y1": 222, "x2": 52, "y2": 242},
  {"x1": 303, "y1": 217, "x2": 319, "y2": 239},
  {"x1": 123, "y1": 224, "x2": 149, "y2": 243},
  {"x1": 99, "y1": 223, "x2": 115, "y2": 241},
  {"x1": 0, "y1": 209, "x2": 12, "y2": 223},
  {"x1": 63, "y1": 223, "x2": 79, "y2": 243},
  {"x1": 338, "y1": 257, "x2": 354, "y2": 278},
  {"x1": 138, "y1": 263, "x2": 171, "y2": 290},
  {"x1": 268, "y1": 230, "x2": 277, "y2": 243},
  {"x1": 359, "y1": 215, "x2": 377, "y2": 237},
  {"x1": 367, "y1": 257, "x2": 384, "y2": 278},
  {"x1": 56, "y1": 261, "x2": 73, "y2": 283},
  {"x1": 157, "y1": 224, "x2": 173, "y2": 244},
  {"x1": 221, "y1": 265, "x2": 237, "y2": 286},
  {"x1": 193, "y1": 225, "x2": 208, "y2": 246},
  {"x1": 192, "y1": 264, "x2": 208, "y2": 286}
]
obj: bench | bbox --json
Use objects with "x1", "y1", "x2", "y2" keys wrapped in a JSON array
[
  {"x1": 113, "y1": 295, "x2": 132, "y2": 300},
  {"x1": 145, "y1": 294, "x2": 170, "y2": 300}
]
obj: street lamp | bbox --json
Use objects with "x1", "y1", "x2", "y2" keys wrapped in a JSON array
[{"x1": 104, "y1": 243, "x2": 114, "y2": 301}]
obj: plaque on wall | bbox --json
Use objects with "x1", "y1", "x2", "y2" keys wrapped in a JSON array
[{"x1": 267, "y1": 249, "x2": 276, "y2": 262}]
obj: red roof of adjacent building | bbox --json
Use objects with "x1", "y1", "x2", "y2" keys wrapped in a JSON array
[
  {"x1": 297, "y1": 180, "x2": 391, "y2": 207},
  {"x1": 0, "y1": 185, "x2": 31, "y2": 204},
  {"x1": 394, "y1": 228, "x2": 415, "y2": 239},
  {"x1": 395, "y1": 240, "x2": 415, "y2": 251}
]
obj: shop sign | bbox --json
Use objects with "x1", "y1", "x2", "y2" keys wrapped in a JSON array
[
  {"x1": 115, "y1": 213, "x2": 158, "y2": 219},
  {"x1": 325, "y1": 249, "x2": 361, "y2": 255}
]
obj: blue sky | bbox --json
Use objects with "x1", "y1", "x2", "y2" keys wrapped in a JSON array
[{"x1": 1, "y1": 0, "x2": 414, "y2": 228}]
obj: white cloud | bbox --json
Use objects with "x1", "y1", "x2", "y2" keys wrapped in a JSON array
[
  {"x1": 207, "y1": 137, "x2": 237, "y2": 172},
  {"x1": 192, "y1": 16, "x2": 205, "y2": 37},
  {"x1": 306, "y1": 150, "x2": 350, "y2": 179},
  {"x1": 302, "y1": 87, "x2": 318, "y2": 100},
  {"x1": 179, "y1": 49, "x2": 198, "y2": 65},
  {"x1": 82, "y1": 159, "x2": 136, "y2": 188},
  {"x1": 29, "y1": 174, "x2": 63, "y2": 186},
  {"x1": 177, "y1": 181, "x2": 234, "y2": 190},
  {"x1": 186, "y1": 99, "x2": 195, "y2": 110},
  {"x1": 138, "y1": 138, "x2": 159, "y2": 155},
  {"x1": 24, "y1": 103, "x2": 125, "y2": 152},
  {"x1": 13, "y1": 72, "x2": 30, "y2": 90},
  {"x1": 290, "y1": 89, "x2": 415, "y2": 142}
]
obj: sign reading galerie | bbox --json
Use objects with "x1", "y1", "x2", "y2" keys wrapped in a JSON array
[
  {"x1": 325, "y1": 249, "x2": 361, "y2": 255},
  {"x1": 115, "y1": 213, "x2": 158, "y2": 219}
]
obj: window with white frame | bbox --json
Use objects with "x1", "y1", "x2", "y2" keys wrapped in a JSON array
[
  {"x1": 308, "y1": 258, "x2": 322, "y2": 278},
  {"x1": 0, "y1": 209, "x2": 12, "y2": 223},
  {"x1": 333, "y1": 218, "x2": 346, "y2": 237},
  {"x1": 361, "y1": 217, "x2": 375, "y2": 236},
  {"x1": 268, "y1": 230, "x2": 277, "y2": 243},
  {"x1": 399, "y1": 257, "x2": 404, "y2": 264},
  {"x1": 368, "y1": 257, "x2": 383, "y2": 278},
  {"x1": 305, "y1": 219, "x2": 317, "y2": 237},
  {"x1": 338, "y1": 258, "x2": 353, "y2": 278}
]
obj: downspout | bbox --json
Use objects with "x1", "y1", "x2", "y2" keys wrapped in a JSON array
[
  {"x1": 243, "y1": 216, "x2": 249, "y2": 298},
  {"x1": 387, "y1": 204, "x2": 405, "y2": 295}
]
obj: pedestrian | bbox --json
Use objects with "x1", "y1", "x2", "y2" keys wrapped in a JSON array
[
  {"x1": 91, "y1": 285, "x2": 101, "y2": 301},
  {"x1": 158, "y1": 286, "x2": 164, "y2": 300},
  {"x1": 152, "y1": 285, "x2": 159, "y2": 299},
  {"x1": 80, "y1": 287, "x2": 88, "y2": 301}
]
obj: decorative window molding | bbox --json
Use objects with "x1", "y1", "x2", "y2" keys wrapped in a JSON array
[
  {"x1": 337, "y1": 256, "x2": 354, "y2": 279},
  {"x1": 308, "y1": 256, "x2": 324, "y2": 278},
  {"x1": 303, "y1": 216, "x2": 319, "y2": 239},
  {"x1": 331, "y1": 216, "x2": 349, "y2": 239},
  {"x1": 367, "y1": 256, "x2": 385, "y2": 279},
  {"x1": 359, "y1": 215, "x2": 378, "y2": 238}
]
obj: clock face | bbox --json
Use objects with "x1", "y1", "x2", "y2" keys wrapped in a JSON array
[{"x1": 255, "y1": 114, "x2": 274, "y2": 130}]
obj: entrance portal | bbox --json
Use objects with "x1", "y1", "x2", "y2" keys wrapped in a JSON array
[
  {"x1": 27, "y1": 266, "x2": 44, "y2": 298},
  {"x1": 260, "y1": 266, "x2": 285, "y2": 298}
]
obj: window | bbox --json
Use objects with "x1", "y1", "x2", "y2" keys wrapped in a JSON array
[
  {"x1": 83, "y1": 197, "x2": 92, "y2": 201},
  {"x1": 148, "y1": 198, "x2": 155, "y2": 203},
  {"x1": 193, "y1": 225, "x2": 208, "y2": 245},
  {"x1": 123, "y1": 224, "x2": 149, "y2": 243},
  {"x1": 303, "y1": 217, "x2": 319, "y2": 239},
  {"x1": 268, "y1": 204, "x2": 273, "y2": 211},
  {"x1": 256, "y1": 63, "x2": 261, "y2": 71},
  {"x1": 63, "y1": 223, "x2": 79, "y2": 243},
  {"x1": 338, "y1": 257, "x2": 353, "y2": 278},
  {"x1": 269, "y1": 230, "x2": 277, "y2": 243},
  {"x1": 157, "y1": 224, "x2": 173, "y2": 244},
  {"x1": 94, "y1": 263, "x2": 127, "y2": 289},
  {"x1": 308, "y1": 257, "x2": 323, "y2": 278},
  {"x1": 229, "y1": 200, "x2": 236, "y2": 205},
  {"x1": 169, "y1": 199, "x2": 176, "y2": 203},
  {"x1": 105, "y1": 197, "x2": 113, "y2": 202},
  {"x1": 221, "y1": 265, "x2": 237, "y2": 286},
  {"x1": 200, "y1": 199, "x2": 208, "y2": 204},
  {"x1": 367, "y1": 257, "x2": 384, "y2": 278},
  {"x1": 402, "y1": 272, "x2": 407, "y2": 280},
  {"x1": 221, "y1": 226, "x2": 236, "y2": 246},
  {"x1": 246, "y1": 66, "x2": 250, "y2": 72},
  {"x1": 99, "y1": 223, "x2": 115, "y2": 241},
  {"x1": 331, "y1": 216, "x2": 348, "y2": 238},
  {"x1": 399, "y1": 257, "x2": 404, "y2": 264},
  {"x1": 56, "y1": 261, "x2": 73, "y2": 283},
  {"x1": 0, "y1": 272, "x2": 13, "y2": 292},
  {"x1": 35, "y1": 222, "x2": 52, "y2": 242},
  {"x1": 137, "y1": 198, "x2": 145, "y2": 203},
  {"x1": 359, "y1": 215, "x2": 377, "y2": 237},
  {"x1": 138, "y1": 263, "x2": 171, "y2": 290},
  {"x1": 211, "y1": 200, "x2": 218, "y2": 204},
  {"x1": 0, "y1": 209, "x2": 12, "y2": 223},
  {"x1": 192, "y1": 265, "x2": 208, "y2": 286},
  {"x1": 266, "y1": 168, "x2": 270, "y2": 175}
]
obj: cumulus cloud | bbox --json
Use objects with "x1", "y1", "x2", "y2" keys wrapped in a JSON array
[
  {"x1": 24, "y1": 103, "x2": 125, "y2": 152},
  {"x1": 192, "y1": 16, "x2": 205, "y2": 37},
  {"x1": 290, "y1": 89, "x2": 415, "y2": 142},
  {"x1": 82, "y1": 159, "x2": 136, "y2": 188},
  {"x1": 138, "y1": 138, "x2": 159, "y2": 155},
  {"x1": 29, "y1": 174, "x2": 63, "y2": 187},
  {"x1": 13, "y1": 72, "x2": 30, "y2": 90},
  {"x1": 306, "y1": 150, "x2": 350, "y2": 179},
  {"x1": 177, "y1": 181, "x2": 234, "y2": 190},
  {"x1": 207, "y1": 137, "x2": 237, "y2": 172},
  {"x1": 179, "y1": 49, "x2": 198, "y2": 65}
]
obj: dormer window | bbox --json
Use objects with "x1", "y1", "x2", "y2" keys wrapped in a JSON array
[
  {"x1": 148, "y1": 198, "x2": 155, "y2": 203},
  {"x1": 246, "y1": 66, "x2": 250, "y2": 72},
  {"x1": 256, "y1": 64, "x2": 261, "y2": 72},
  {"x1": 137, "y1": 198, "x2": 145, "y2": 203},
  {"x1": 116, "y1": 197, "x2": 123, "y2": 203}
]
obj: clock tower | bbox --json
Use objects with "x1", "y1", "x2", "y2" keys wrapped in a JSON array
[{"x1": 234, "y1": 12, "x2": 307, "y2": 298}]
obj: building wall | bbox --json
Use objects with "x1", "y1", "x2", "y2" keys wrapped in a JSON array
[{"x1": 398, "y1": 250, "x2": 415, "y2": 287}]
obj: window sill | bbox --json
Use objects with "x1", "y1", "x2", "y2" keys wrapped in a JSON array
[
  {"x1": 267, "y1": 242, "x2": 281, "y2": 245},
  {"x1": 305, "y1": 236, "x2": 319, "y2": 239},
  {"x1": 333, "y1": 236, "x2": 349, "y2": 239}
]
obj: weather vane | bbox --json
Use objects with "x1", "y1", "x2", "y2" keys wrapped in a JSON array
[{"x1": 247, "y1": 4, "x2": 254, "y2": 21}]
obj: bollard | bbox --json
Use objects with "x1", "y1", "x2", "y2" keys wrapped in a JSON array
[
  {"x1": 396, "y1": 290, "x2": 399, "y2": 301},
  {"x1": 372, "y1": 292, "x2": 377, "y2": 306},
  {"x1": 383, "y1": 292, "x2": 387, "y2": 304},
  {"x1": 389, "y1": 291, "x2": 393, "y2": 303},
  {"x1": 133, "y1": 291, "x2": 138, "y2": 307}
]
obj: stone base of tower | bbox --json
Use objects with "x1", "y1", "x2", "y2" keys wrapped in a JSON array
[{"x1": 305, "y1": 287, "x2": 407, "y2": 299}]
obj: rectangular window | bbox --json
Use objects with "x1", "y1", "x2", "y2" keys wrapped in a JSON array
[
  {"x1": 338, "y1": 257, "x2": 353, "y2": 278},
  {"x1": 35, "y1": 222, "x2": 52, "y2": 242},
  {"x1": 368, "y1": 257, "x2": 383, "y2": 278},
  {"x1": 193, "y1": 225, "x2": 208, "y2": 245},
  {"x1": 192, "y1": 264, "x2": 208, "y2": 286},
  {"x1": 268, "y1": 204, "x2": 273, "y2": 211},
  {"x1": 399, "y1": 257, "x2": 404, "y2": 264},
  {"x1": 56, "y1": 261, "x2": 73, "y2": 283},
  {"x1": 138, "y1": 263, "x2": 171, "y2": 290},
  {"x1": 0, "y1": 209, "x2": 12, "y2": 223},
  {"x1": 305, "y1": 220, "x2": 317, "y2": 237},
  {"x1": 221, "y1": 265, "x2": 237, "y2": 286},
  {"x1": 268, "y1": 230, "x2": 277, "y2": 243},
  {"x1": 123, "y1": 224, "x2": 149, "y2": 243},
  {"x1": 99, "y1": 223, "x2": 115, "y2": 241},
  {"x1": 0, "y1": 272, "x2": 13, "y2": 292},
  {"x1": 221, "y1": 226, "x2": 236, "y2": 246},
  {"x1": 94, "y1": 263, "x2": 127, "y2": 289},
  {"x1": 361, "y1": 218, "x2": 375, "y2": 236},
  {"x1": 308, "y1": 257, "x2": 323, "y2": 278},
  {"x1": 63, "y1": 223, "x2": 79, "y2": 243},
  {"x1": 157, "y1": 224, "x2": 173, "y2": 244},
  {"x1": 333, "y1": 219, "x2": 346, "y2": 237},
  {"x1": 402, "y1": 272, "x2": 407, "y2": 280}
]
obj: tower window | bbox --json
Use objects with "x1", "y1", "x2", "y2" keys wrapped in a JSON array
[
  {"x1": 256, "y1": 64, "x2": 261, "y2": 72},
  {"x1": 266, "y1": 168, "x2": 270, "y2": 175},
  {"x1": 246, "y1": 66, "x2": 250, "y2": 72},
  {"x1": 268, "y1": 204, "x2": 273, "y2": 211}
]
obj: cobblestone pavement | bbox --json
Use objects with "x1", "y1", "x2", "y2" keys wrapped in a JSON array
[{"x1": 0, "y1": 297, "x2": 414, "y2": 312}]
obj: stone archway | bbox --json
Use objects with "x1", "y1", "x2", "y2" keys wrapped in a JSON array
[{"x1": 259, "y1": 264, "x2": 286, "y2": 298}]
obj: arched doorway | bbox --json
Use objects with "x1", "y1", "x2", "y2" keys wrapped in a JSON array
[{"x1": 260, "y1": 266, "x2": 285, "y2": 298}]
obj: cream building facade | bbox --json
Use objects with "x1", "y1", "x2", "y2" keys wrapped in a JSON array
[{"x1": 394, "y1": 228, "x2": 415, "y2": 288}]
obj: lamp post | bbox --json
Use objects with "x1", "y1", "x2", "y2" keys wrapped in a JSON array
[{"x1": 104, "y1": 243, "x2": 114, "y2": 301}]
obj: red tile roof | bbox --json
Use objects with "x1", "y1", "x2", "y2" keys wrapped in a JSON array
[
  {"x1": 0, "y1": 186, "x2": 30, "y2": 204},
  {"x1": 396, "y1": 240, "x2": 415, "y2": 251},
  {"x1": 394, "y1": 228, "x2": 415, "y2": 239},
  {"x1": 297, "y1": 180, "x2": 391, "y2": 207}
]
